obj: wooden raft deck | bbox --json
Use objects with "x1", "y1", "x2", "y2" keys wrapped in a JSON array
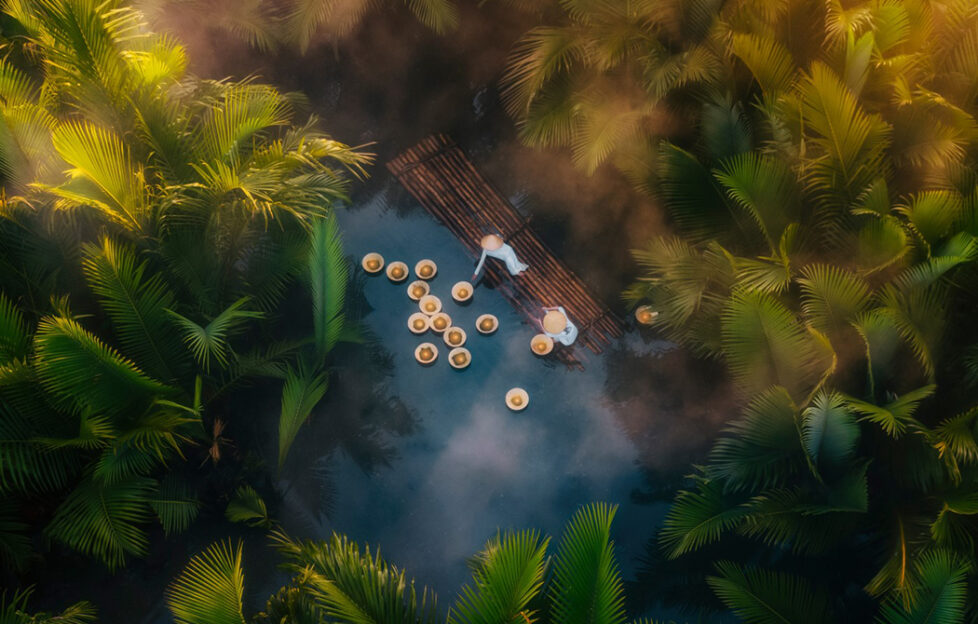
[{"x1": 387, "y1": 134, "x2": 624, "y2": 369}]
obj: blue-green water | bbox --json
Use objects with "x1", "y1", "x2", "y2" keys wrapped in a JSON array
[{"x1": 275, "y1": 180, "x2": 673, "y2": 602}]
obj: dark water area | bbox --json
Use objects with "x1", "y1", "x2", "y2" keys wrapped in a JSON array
[{"x1": 25, "y1": 4, "x2": 738, "y2": 622}]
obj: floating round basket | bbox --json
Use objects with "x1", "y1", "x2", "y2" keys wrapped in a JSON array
[
  {"x1": 407, "y1": 280, "x2": 430, "y2": 301},
  {"x1": 386, "y1": 261, "x2": 408, "y2": 283},
  {"x1": 407, "y1": 312, "x2": 430, "y2": 335},
  {"x1": 418, "y1": 295, "x2": 442, "y2": 316},
  {"x1": 443, "y1": 327, "x2": 467, "y2": 348},
  {"x1": 361, "y1": 252, "x2": 384, "y2": 274},
  {"x1": 429, "y1": 312, "x2": 452, "y2": 333},
  {"x1": 414, "y1": 343, "x2": 438, "y2": 365},
  {"x1": 415, "y1": 259, "x2": 437, "y2": 280},
  {"x1": 530, "y1": 334, "x2": 554, "y2": 356},
  {"x1": 475, "y1": 314, "x2": 499, "y2": 335},
  {"x1": 448, "y1": 347, "x2": 471, "y2": 370},
  {"x1": 505, "y1": 388, "x2": 529, "y2": 411},
  {"x1": 635, "y1": 305, "x2": 659, "y2": 325},
  {"x1": 451, "y1": 281, "x2": 474, "y2": 304}
]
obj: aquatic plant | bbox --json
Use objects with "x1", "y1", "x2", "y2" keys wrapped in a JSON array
[
  {"x1": 0, "y1": 589, "x2": 96, "y2": 623},
  {"x1": 0, "y1": 0, "x2": 368, "y2": 572},
  {"x1": 166, "y1": 503, "x2": 660, "y2": 624}
]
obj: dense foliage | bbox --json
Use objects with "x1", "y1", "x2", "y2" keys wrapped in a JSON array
[{"x1": 0, "y1": 0, "x2": 368, "y2": 582}]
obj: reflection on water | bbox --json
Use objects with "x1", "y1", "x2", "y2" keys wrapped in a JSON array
[{"x1": 275, "y1": 181, "x2": 669, "y2": 600}]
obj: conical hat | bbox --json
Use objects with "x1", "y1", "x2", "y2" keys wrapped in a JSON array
[
  {"x1": 481, "y1": 234, "x2": 503, "y2": 250},
  {"x1": 543, "y1": 310, "x2": 567, "y2": 334}
]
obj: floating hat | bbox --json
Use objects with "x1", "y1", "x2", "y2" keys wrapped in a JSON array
[
  {"x1": 386, "y1": 261, "x2": 408, "y2": 283},
  {"x1": 542, "y1": 310, "x2": 568, "y2": 334},
  {"x1": 419, "y1": 295, "x2": 442, "y2": 316},
  {"x1": 448, "y1": 347, "x2": 471, "y2": 369},
  {"x1": 476, "y1": 314, "x2": 499, "y2": 334},
  {"x1": 414, "y1": 342, "x2": 438, "y2": 365},
  {"x1": 408, "y1": 312, "x2": 430, "y2": 335},
  {"x1": 429, "y1": 312, "x2": 452, "y2": 333},
  {"x1": 361, "y1": 252, "x2": 384, "y2": 274},
  {"x1": 443, "y1": 327, "x2": 467, "y2": 347},
  {"x1": 481, "y1": 234, "x2": 503, "y2": 251},
  {"x1": 505, "y1": 388, "x2": 529, "y2": 411},
  {"x1": 451, "y1": 281, "x2": 474, "y2": 303},
  {"x1": 415, "y1": 259, "x2": 437, "y2": 280},
  {"x1": 407, "y1": 280, "x2": 430, "y2": 301},
  {"x1": 635, "y1": 305, "x2": 659, "y2": 325},
  {"x1": 530, "y1": 333, "x2": 554, "y2": 355}
]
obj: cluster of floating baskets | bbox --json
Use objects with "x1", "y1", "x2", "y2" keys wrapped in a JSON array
[{"x1": 362, "y1": 252, "x2": 528, "y2": 411}]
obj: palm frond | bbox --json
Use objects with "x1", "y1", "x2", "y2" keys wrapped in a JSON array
[
  {"x1": 167, "y1": 539, "x2": 247, "y2": 624},
  {"x1": 657, "y1": 143, "x2": 732, "y2": 243},
  {"x1": 729, "y1": 32, "x2": 796, "y2": 94},
  {"x1": 403, "y1": 0, "x2": 459, "y2": 34},
  {"x1": 876, "y1": 550, "x2": 967, "y2": 624},
  {"x1": 659, "y1": 474, "x2": 749, "y2": 558},
  {"x1": 895, "y1": 191, "x2": 964, "y2": 248},
  {"x1": 708, "y1": 561, "x2": 832, "y2": 623},
  {"x1": 0, "y1": 292, "x2": 29, "y2": 363},
  {"x1": 548, "y1": 502, "x2": 627, "y2": 624},
  {"x1": 845, "y1": 385, "x2": 936, "y2": 438},
  {"x1": 714, "y1": 153, "x2": 799, "y2": 251},
  {"x1": 193, "y1": 84, "x2": 291, "y2": 164},
  {"x1": 801, "y1": 390, "x2": 859, "y2": 475},
  {"x1": 271, "y1": 530, "x2": 440, "y2": 623},
  {"x1": 308, "y1": 214, "x2": 347, "y2": 362},
  {"x1": 448, "y1": 530, "x2": 549, "y2": 624},
  {"x1": 168, "y1": 298, "x2": 262, "y2": 373},
  {"x1": 225, "y1": 485, "x2": 272, "y2": 528},
  {"x1": 798, "y1": 264, "x2": 871, "y2": 333},
  {"x1": 81, "y1": 236, "x2": 183, "y2": 381},
  {"x1": 278, "y1": 367, "x2": 329, "y2": 470},
  {"x1": 45, "y1": 475, "x2": 154, "y2": 570},
  {"x1": 32, "y1": 314, "x2": 171, "y2": 415},
  {"x1": 501, "y1": 26, "x2": 584, "y2": 120},
  {"x1": 0, "y1": 587, "x2": 96, "y2": 623},
  {"x1": 150, "y1": 475, "x2": 200, "y2": 536}
]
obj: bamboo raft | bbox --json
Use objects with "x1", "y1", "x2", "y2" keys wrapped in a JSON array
[{"x1": 387, "y1": 134, "x2": 625, "y2": 370}]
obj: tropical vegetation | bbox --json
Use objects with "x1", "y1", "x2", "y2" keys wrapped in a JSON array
[{"x1": 0, "y1": 0, "x2": 368, "y2": 580}]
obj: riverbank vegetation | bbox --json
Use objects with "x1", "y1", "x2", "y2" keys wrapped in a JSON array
[{"x1": 2, "y1": 0, "x2": 978, "y2": 622}]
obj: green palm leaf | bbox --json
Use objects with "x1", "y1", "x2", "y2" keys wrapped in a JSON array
[
  {"x1": 81, "y1": 236, "x2": 183, "y2": 381},
  {"x1": 167, "y1": 539, "x2": 247, "y2": 624},
  {"x1": 0, "y1": 293, "x2": 29, "y2": 364},
  {"x1": 448, "y1": 530, "x2": 549, "y2": 624},
  {"x1": 659, "y1": 474, "x2": 750, "y2": 558},
  {"x1": 845, "y1": 385, "x2": 935, "y2": 438},
  {"x1": 194, "y1": 84, "x2": 291, "y2": 164},
  {"x1": 403, "y1": 0, "x2": 459, "y2": 34},
  {"x1": 798, "y1": 264, "x2": 871, "y2": 333},
  {"x1": 656, "y1": 143, "x2": 732, "y2": 243},
  {"x1": 278, "y1": 367, "x2": 329, "y2": 470},
  {"x1": 271, "y1": 530, "x2": 440, "y2": 624},
  {"x1": 876, "y1": 550, "x2": 968, "y2": 624},
  {"x1": 32, "y1": 314, "x2": 171, "y2": 415},
  {"x1": 714, "y1": 153, "x2": 799, "y2": 251},
  {"x1": 721, "y1": 290, "x2": 829, "y2": 398},
  {"x1": 150, "y1": 475, "x2": 201, "y2": 536},
  {"x1": 168, "y1": 298, "x2": 262, "y2": 373},
  {"x1": 895, "y1": 191, "x2": 963, "y2": 248},
  {"x1": 308, "y1": 214, "x2": 347, "y2": 362},
  {"x1": 0, "y1": 588, "x2": 96, "y2": 623},
  {"x1": 801, "y1": 390, "x2": 859, "y2": 474},
  {"x1": 709, "y1": 387, "x2": 804, "y2": 491},
  {"x1": 548, "y1": 502, "x2": 627, "y2": 624},
  {"x1": 729, "y1": 33, "x2": 796, "y2": 94},
  {"x1": 225, "y1": 485, "x2": 272, "y2": 528},
  {"x1": 45, "y1": 475, "x2": 154, "y2": 570},
  {"x1": 707, "y1": 561, "x2": 832, "y2": 624}
]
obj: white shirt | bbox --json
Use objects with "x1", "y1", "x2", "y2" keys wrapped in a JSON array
[
  {"x1": 474, "y1": 243, "x2": 529, "y2": 277},
  {"x1": 544, "y1": 306, "x2": 578, "y2": 346}
]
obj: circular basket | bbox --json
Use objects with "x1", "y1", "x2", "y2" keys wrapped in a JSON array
[
  {"x1": 451, "y1": 281, "x2": 474, "y2": 303},
  {"x1": 505, "y1": 388, "x2": 529, "y2": 411},
  {"x1": 418, "y1": 295, "x2": 442, "y2": 316},
  {"x1": 361, "y1": 252, "x2": 384, "y2": 274},
  {"x1": 386, "y1": 261, "x2": 409, "y2": 283},
  {"x1": 415, "y1": 259, "x2": 437, "y2": 280},
  {"x1": 443, "y1": 327, "x2": 467, "y2": 348},
  {"x1": 635, "y1": 305, "x2": 659, "y2": 326},
  {"x1": 429, "y1": 312, "x2": 452, "y2": 333},
  {"x1": 475, "y1": 314, "x2": 499, "y2": 335},
  {"x1": 414, "y1": 342, "x2": 438, "y2": 365},
  {"x1": 448, "y1": 347, "x2": 471, "y2": 370},
  {"x1": 407, "y1": 280, "x2": 430, "y2": 301},
  {"x1": 407, "y1": 312, "x2": 430, "y2": 335},
  {"x1": 530, "y1": 334, "x2": 554, "y2": 356}
]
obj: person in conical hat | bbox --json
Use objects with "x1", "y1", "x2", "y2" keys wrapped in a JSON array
[
  {"x1": 471, "y1": 233, "x2": 529, "y2": 281},
  {"x1": 539, "y1": 306, "x2": 578, "y2": 346}
]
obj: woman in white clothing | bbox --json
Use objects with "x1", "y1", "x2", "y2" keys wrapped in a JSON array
[
  {"x1": 540, "y1": 306, "x2": 578, "y2": 346},
  {"x1": 471, "y1": 234, "x2": 529, "y2": 281}
]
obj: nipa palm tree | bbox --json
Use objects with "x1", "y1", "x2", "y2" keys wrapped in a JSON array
[
  {"x1": 166, "y1": 503, "x2": 672, "y2": 624},
  {"x1": 0, "y1": 0, "x2": 369, "y2": 573}
]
